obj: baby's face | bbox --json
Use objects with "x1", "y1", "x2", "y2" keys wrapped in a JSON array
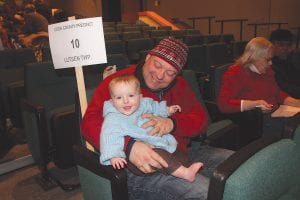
[{"x1": 110, "y1": 82, "x2": 141, "y2": 116}]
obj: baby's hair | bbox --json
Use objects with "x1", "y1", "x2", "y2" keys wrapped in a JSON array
[{"x1": 108, "y1": 74, "x2": 141, "y2": 95}]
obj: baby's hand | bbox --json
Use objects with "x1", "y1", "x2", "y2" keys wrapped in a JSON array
[
  {"x1": 103, "y1": 65, "x2": 117, "y2": 79},
  {"x1": 111, "y1": 157, "x2": 127, "y2": 169},
  {"x1": 169, "y1": 105, "x2": 181, "y2": 114}
]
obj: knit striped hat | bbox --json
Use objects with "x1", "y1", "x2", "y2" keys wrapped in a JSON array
[{"x1": 149, "y1": 37, "x2": 188, "y2": 71}]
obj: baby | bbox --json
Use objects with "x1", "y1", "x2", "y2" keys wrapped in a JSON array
[{"x1": 100, "y1": 74, "x2": 202, "y2": 182}]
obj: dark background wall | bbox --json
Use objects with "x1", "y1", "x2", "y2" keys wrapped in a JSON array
[{"x1": 45, "y1": 0, "x2": 300, "y2": 41}]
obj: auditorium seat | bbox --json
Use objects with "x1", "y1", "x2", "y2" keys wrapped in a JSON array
[
  {"x1": 20, "y1": 61, "x2": 79, "y2": 191},
  {"x1": 126, "y1": 38, "x2": 155, "y2": 63}
]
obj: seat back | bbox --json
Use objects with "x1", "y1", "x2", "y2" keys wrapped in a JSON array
[
  {"x1": 169, "y1": 30, "x2": 186, "y2": 39},
  {"x1": 204, "y1": 34, "x2": 221, "y2": 44},
  {"x1": 226, "y1": 138, "x2": 297, "y2": 200},
  {"x1": 185, "y1": 29, "x2": 201, "y2": 35},
  {"x1": 231, "y1": 40, "x2": 247, "y2": 60},
  {"x1": 183, "y1": 35, "x2": 205, "y2": 46},
  {"x1": 25, "y1": 62, "x2": 76, "y2": 108},
  {"x1": 205, "y1": 42, "x2": 233, "y2": 69},
  {"x1": 104, "y1": 32, "x2": 120, "y2": 41},
  {"x1": 121, "y1": 31, "x2": 143, "y2": 41},
  {"x1": 148, "y1": 29, "x2": 169, "y2": 38},
  {"x1": 107, "y1": 53, "x2": 130, "y2": 71},
  {"x1": 126, "y1": 38, "x2": 155, "y2": 63},
  {"x1": 185, "y1": 45, "x2": 207, "y2": 74},
  {"x1": 84, "y1": 54, "x2": 130, "y2": 88},
  {"x1": 22, "y1": 61, "x2": 76, "y2": 167},
  {"x1": 182, "y1": 70, "x2": 209, "y2": 121},
  {"x1": 140, "y1": 26, "x2": 156, "y2": 37},
  {"x1": 220, "y1": 34, "x2": 235, "y2": 44},
  {"x1": 205, "y1": 62, "x2": 233, "y2": 101},
  {"x1": 0, "y1": 48, "x2": 37, "y2": 125},
  {"x1": 105, "y1": 40, "x2": 126, "y2": 55},
  {"x1": 208, "y1": 136, "x2": 296, "y2": 200},
  {"x1": 0, "y1": 48, "x2": 36, "y2": 69},
  {"x1": 122, "y1": 26, "x2": 141, "y2": 33}
]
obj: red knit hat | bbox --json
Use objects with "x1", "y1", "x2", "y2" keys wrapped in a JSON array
[{"x1": 149, "y1": 37, "x2": 188, "y2": 71}]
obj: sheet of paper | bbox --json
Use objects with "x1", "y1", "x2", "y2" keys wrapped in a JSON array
[
  {"x1": 271, "y1": 105, "x2": 300, "y2": 118},
  {"x1": 48, "y1": 17, "x2": 107, "y2": 69}
]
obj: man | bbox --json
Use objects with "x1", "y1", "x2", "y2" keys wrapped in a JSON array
[
  {"x1": 18, "y1": 3, "x2": 49, "y2": 47},
  {"x1": 82, "y1": 37, "x2": 233, "y2": 199},
  {"x1": 270, "y1": 29, "x2": 300, "y2": 98}
]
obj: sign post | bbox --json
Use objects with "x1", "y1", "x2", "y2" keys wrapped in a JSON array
[{"x1": 48, "y1": 17, "x2": 107, "y2": 151}]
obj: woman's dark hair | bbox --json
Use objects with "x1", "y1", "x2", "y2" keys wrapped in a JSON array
[{"x1": 269, "y1": 29, "x2": 294, "y2": 42}]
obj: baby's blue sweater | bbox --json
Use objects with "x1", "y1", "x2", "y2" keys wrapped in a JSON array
[{"x1": 100, "y1": 97, "x2": 177, "y2": 165}]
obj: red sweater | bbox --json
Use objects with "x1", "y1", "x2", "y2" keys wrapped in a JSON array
[
  {"x1": 217, "y1": 63, "x2": 289, "y2": 113},
  {"x1": 81, "y1": 64, "x2": 208, "y2": 153}
]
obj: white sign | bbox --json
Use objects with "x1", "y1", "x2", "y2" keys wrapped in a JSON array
[{"x1": 48, "y1": 17, "x2": 107, "y2": 69}]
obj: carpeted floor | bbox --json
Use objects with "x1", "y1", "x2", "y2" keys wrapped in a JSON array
[{"x1": 0, "y1": 163, "x2": 83, "y2": 200}]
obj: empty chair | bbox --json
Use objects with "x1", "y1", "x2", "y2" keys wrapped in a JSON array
[
  {"x1": 185, "y1": 45, "x2": 207, "y2": 74},
  {"x1": 103, "y1": 21, "x2": 115, "y2": 27},
  {"x1": 205, "y1": 63, "x2": 233, "y2": 101},
  {"x1": 0, "y1": 48, "x2": 36, "y2": 69},
  {"x1": 105, "y1": 39, "x2": 126, "y2": 55},
  {"x1": 104, "y1": 32, "x2": 120, "y2": 41},
  {"x1": 169, "y1": 30, "x2": 186, "y2": 39},
  {"x1": 148, "y1": 29, "x2": 169, "y2": 38},
  {"x1": 207, "y1": 116, "x2": 300, "y2": 200},
  {"x1": 115, "y1": 24, "x2": 129, "y2": 33},
  {"x1": 220, "y1": 34, "x2": 235, "y2": 44},
  {"x1": 122, "y1": 26, "x2": 141, "y2": 33},
  {"x1": 107, "y1": 53, "x2": 130, "y2": 71},
  {"x1": 183, "y1": 35, "x2": 205, "y2": 46},
  {"x1": 20, "y1": 61, "x2": 79, "y2": 190},
  {"x1": 121, "y1": 31, "x2": 143, "y2": 41},
  {"x1": 84, "y1": 54, "x2": 130, "y2": 88},
  {"x1": 157, "y1": 26, "x2": 172, "y2": 30},
  {"x1": 204, "y1": 34, "x2": 221, "y2": 44},
  {"x1": 205, "y1": 42, "x2": 233, "y2": 68},
  {"x1": 104, "y1": 26, "x2": 116, "y2": 33},
  {"x1": 126, "y1": 38, "x2": 155, "y2": 63},
  {"x1": 185, "y1": 29, "x2": 201, "y2": 35},
  {"x1": 140, "y1": 26, "x2": 156, "y2": 37},
  {"x1": 0, "y1": 48, "x2": 37, "y2": 127},
  {"x1": 231, "y1": 40, "x2": 248, "y2": 60},
  {"x1": 83, "y1": 64, "x2": 106, "y2": 88}
]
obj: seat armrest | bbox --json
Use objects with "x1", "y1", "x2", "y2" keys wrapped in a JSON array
[
  {"x1": 20, "y1": 98, "x2": 45, "y2": 114},
  {"x1": 221, "y1": 108, "x2": 264, "y2": 148},
  {"x1": 72, "y1": 144, "x2": 128, "y2": 187},
  {"x1": 207, "y1": 136, "x2": 279, "y2": 200},
  {"x1": 283, "y1": 112, "x2": 300, "y2": 139},
  {"x1": 204, "y1": 100, "x2": 226, "y2": 122},
  {"x1": 205, "y1": 121, "x2": 239, "y2": 150}
]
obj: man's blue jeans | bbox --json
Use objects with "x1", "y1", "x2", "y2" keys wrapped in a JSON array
[{"x1": 126, "y1": 141, "x2": 234, "y2": 200}]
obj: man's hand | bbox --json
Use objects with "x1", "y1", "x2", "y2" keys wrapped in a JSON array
[
  {"x1": 141, "y1": 113, "x2": 174, "y2": 136},
  {"x1": 129, "y1": 141, "x2": 168, "y2": 173}
]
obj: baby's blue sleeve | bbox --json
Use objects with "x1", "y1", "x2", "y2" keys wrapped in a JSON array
[{"x1": 100, "y1": 117, "x2": 126, "y2": 165}]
